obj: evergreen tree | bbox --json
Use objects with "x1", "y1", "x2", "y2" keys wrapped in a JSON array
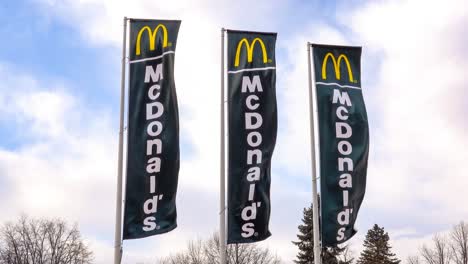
[
  {"x1": 293, "y1": 205, "x2": 314, "y2": 263},
  {"x1": 292, "y1": 204, "x2": 352, "y2": 264},
  {"x1": 357, "y1": 224, "x2": 400, "y2": 264}
]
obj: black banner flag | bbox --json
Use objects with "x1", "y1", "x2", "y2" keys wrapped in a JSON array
[
  {"x1": 227, "y1": 30, "x2": 277, "y2": 244},
  {"x1": 123, "y1": 19, "x2": 181, "y2": 240},
  {"x1": 312, "y1": 44, "x2": 369, "y2": 246}
]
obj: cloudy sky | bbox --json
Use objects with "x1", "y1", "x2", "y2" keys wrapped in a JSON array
[{"x1": 1, "y1": 0, "x2": 468, "y2": 263}]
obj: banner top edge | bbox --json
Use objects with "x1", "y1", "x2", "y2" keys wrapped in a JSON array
[
  {"x1": 311, "y1": 43, "x2": 362, "y2": 50},
  {"x1": 226, "y1": 29, "x2": 277, "y2": 36},
  {"x1": 129, "y1": 18, "x2": 182, "y2": 23}
]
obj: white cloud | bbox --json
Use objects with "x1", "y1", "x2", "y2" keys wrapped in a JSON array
[
  {"x1": 0, "y1": 63, "x2": 122, "y2": 263},
  {"x1": 340, "y1": 0, "x2": 468, "y2": 260},
  {"x1": 1, "y1": 1, "x2": 301, "y2": 262},
  {"x1": 269, "y1": 0, "x2": 468, "y2": 261},
  {"x1": 33, "y1": 0, "x2": 288, "y2": 48},
  {"x1": 346, "y1": 0, "x2": 468, "y2": 218},
  {"x1": 2, "y1": 0, "x2": 468, "y2": 263}
]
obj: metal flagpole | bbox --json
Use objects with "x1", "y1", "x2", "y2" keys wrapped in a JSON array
[
  {"x1": 307, "y1": 42, "x2": 322, "y2": 264},
  {"x1": 219, "y1": 27, "x2": 227, "y2": 264},
  {"x1": 114, "y1": 16, "x2": 128, "y2": 264}
]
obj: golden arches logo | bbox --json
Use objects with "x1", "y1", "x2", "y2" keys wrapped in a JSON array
[
  {"x1": 135, "y1": 25, "x2": 168, "y2": 56},
  {"x1": 321, "y1": 53, "x2": 355, "y2": 82},
  {"x1": 234, "y1": 38, "x2": 268, "y2": 67}
]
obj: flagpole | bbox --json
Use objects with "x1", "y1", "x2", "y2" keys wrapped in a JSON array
[
  {"x1": 114, "y1": 16, "x2": 127, "y2": 264},
  {"x1": 220, "y1": 27, "x2": 227, "y2": 264},
  {"x1": 307, "y1": 42, "x2": 322, "y2": 264}
]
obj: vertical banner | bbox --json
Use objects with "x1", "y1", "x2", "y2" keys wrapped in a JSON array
[
  {"x1": 123, "y1": 19, "x2": 181, "y2": 240},
  {"x1": 312, "y1": 44, "x2": 369, "y2": 246},
  {"x1": 227, "y1": 30, "x2": 277, "y2": 244}
]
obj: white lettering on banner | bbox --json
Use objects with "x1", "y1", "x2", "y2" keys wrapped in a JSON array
[
  {"x1": 143, "y1": 217, "x2": 157, "y2": 232},
  {"x1": 246, "y1": 95, "x2": 260, "y2": 110},
  {"x1": 336, "y1": 227, "x2": 345, "y2": 241},
  {"x1": 143, "y1": 63, "x2": 165, "y2": 232},
  {"x1": 333, "y1": 89, "x2": 352, "y2": 106},
  {"x1": 145, "y1": 64, "x2": 163, "y2": 83},
  {"x1": 332, "y1": 89, "x2": 354, "y2": 242},
  {"x1": 245, "y1": 113, "x2": 263, "y2": 129},
  {"x1": 241, "y1": 75, "x2": 264, "y2": 238},
  {"x1": 242, "y1": 75, "x2": 263, "y2": 93}
]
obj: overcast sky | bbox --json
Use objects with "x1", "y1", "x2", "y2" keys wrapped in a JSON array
[{"x1": 1, "y1": 0, "x2": 468, "y2": 263}]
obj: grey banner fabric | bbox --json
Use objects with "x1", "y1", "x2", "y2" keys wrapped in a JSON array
[
  {"x1": 123, "y1": 19, "x2": 181, "y2": 240},
  {"x1": 312, "y1": 44, "x2": 369, "y2": 246},
  {"x1": 226, "y1": 30, "x2": 277, "y2": 244}
]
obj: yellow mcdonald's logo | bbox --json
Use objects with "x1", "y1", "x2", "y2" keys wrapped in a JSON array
[
  {"x1": 135, "y1": 24, "x2": 168, "y2": 56},
  {"x1": 321, "y1": 53, "x2": 355, "y2": 82},
  {"x1": 234, "y1": 38, "x2": 268, "y2": 67}
]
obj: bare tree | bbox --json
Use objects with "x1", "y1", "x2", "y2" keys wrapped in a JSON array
[
  {"x1": 159, "y1": 232, "x2": 281, "y2": 264},
  {"x1": 337, "y1": 246, "x2": 355, "y2": 264},
  {"x1": 0, "y1": 215, "x2": 93, "y2": 264},
  {"x1": 420, "y1": 234, "x2": 452, "y2": 264},
  {"x1": 407, "y1": 255, "x2": 422, "y2": 264},
  {"x1": 450, "y1": 222, "x2": 468, "y2": 264},
  {"x1": 187, "y1": 239, "x2": 205, "y2": 264}
]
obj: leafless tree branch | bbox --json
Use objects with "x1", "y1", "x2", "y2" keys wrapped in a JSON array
[{"x1": 0, "y1": 215, "x2": 93, "y2": 264}]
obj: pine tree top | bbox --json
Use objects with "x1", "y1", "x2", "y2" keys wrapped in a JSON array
[
  {"x1": 292, "y1": 204, "x2": 352, "y2": 264},
  {"x1": 357, "y1": 224, "x2": 401, "y2": 264}
]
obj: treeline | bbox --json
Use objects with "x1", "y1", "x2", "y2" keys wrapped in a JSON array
[
  {"x1": 406, "y1": 222, "x2": 468, "y2": 264},
  {"x1": 157, "y1": 204, "x2": 468, "y2": 264},
  {"x1": 292, "y1": 204, "x2": 468, "y2": 264},
  {"x1": 293, "y1": 204, "x2": 399, "y2": 264},
  {"x1": 157, "y1": 233, "x2": 281, "y2": 264},
  {"x1": 0, "y1": 215, "x2": 93, "y2": 264},
  {"x1": 157, "y1": 204, "x2": 398, "y2": 264},
  {"x1": 2, "y1": 213, "x2": 465, "y2": 264}
]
